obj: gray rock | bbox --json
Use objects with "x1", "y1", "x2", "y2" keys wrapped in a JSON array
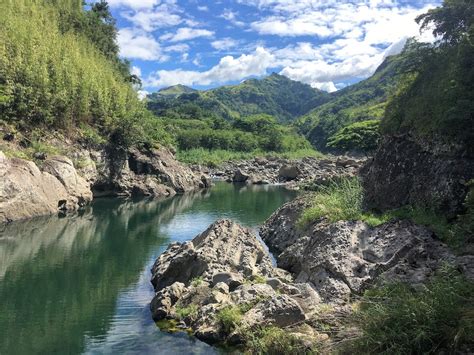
[
  {"x1": 278, "y1": 164, "x2": 301, "y2": 180},
  {"x1": 212, "y1": 272, "x2": 244, "y2": 291},
  {"x1": 261, "y1": 197, "x2": 459, "y2": 304},
  {"x1": 232, "y1": 169, "x2": 249, "y2": 183}
]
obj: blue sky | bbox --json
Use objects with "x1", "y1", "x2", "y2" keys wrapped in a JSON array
[{"x1": 106, "y1": 0, "x2": 441, "y2": 93}]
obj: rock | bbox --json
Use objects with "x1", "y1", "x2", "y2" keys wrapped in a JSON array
[
  {"x1": 33, "y1": 151, "x2": 47, "y2": 160},
  {"x1": 0, "y1": 152, "x2": 89, "y2": 223},
  {"x1": 43, "y1": 156, "x2": 93, "y2": 210},
  {"x1": 151, "y1": 220, "x2": 275, "y2": 292},
  {"x1": 362, "y1": 134, "x2": 474, "y2": 218},
  {"x1": 212, "y1": 272, "x2": 244, "y2": 291},
  {"x1": 149, "y1": 219, "x2": 321, "y2": 349},
  {"x1": 232, "y1": 169, "x2": 249, "y2": 183},
  {"x1": 278, "y1": 164, "x2": 301, "y2": 180},
  {"x1": 3, "y1": 132, "x2": 14, "y2": 142},
  {"x1": 242, "y1": 295, "x2": 306, "y2": 328},
  {"x1": 261, "y1": 197, "x2": 459, "y2": 303}
]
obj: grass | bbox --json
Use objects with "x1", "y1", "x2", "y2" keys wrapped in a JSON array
[
  {"x1": 191, "y1": 276, "x2": 204, "y2": 287},
  {"x1": 175, "y1": 304, "x2": 198, "y2": 320},
  {"x1": 347, "y1": 268, "x2": 474, "y2": 354},
  {"x1": 297, "y1": 177, "x2": 473, "y2": 249},
  {"x1": 217, "y1": 305, "x2": 244, "y2": 333},
  {"x1": 242, "y1": 326, "x2": 319, "y2": 354},
  {"x1": 175, "y1": 148, "x2": 324, "y2": 167}
]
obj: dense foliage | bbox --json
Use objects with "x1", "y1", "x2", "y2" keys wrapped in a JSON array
[
  {"x1": 349, "y1": 268, "x2": 474, "y2": 354},
  {"x1": 0, "y1": 0, "x2": 167, "y2": 148},
  {"x1": 327, "y1": 120, "x2": 380, "y2": 153},
  {"x1": 382, "y1": 1, "x2": 474, "y2": 150},
  {"x1": 167, "y1": 114, "x2": 311, "y2": 153}
]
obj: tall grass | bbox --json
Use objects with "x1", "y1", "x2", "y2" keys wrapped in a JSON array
[
  {"x1": 0, "y1": 0, "x2": 164, "y2": 147},
  {"x1": 347, "y1": 268, "x2": 474, "y2": 354}
]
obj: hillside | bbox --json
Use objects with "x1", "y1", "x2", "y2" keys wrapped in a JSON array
[
  {"x1": 296, "y1": 52, "x2": 408, "y2": 150},
  {"x1": 0, "y1": 0, "x2": 171, "y2": 151},
  {"x1": 147, "y1": 73, "x2": 330, "y2": 123}
]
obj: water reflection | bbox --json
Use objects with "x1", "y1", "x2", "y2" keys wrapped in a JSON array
[{"x1": 0, "y1": 183, "x2": 296, "y2": 354}]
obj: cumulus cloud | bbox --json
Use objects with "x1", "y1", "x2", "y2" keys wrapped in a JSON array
[
  {"x1": 144, "y1": 47, "x2": 274, "y2": 87},
  {"x1": 121, "y1": 4, "x2": 182, "y2": 32},
  {"x1": 118, "y1": 28, "x2": 167, "y2": 61},
  {"x1": 160, "y1": 27, "x2": 214, "y2": 42}
]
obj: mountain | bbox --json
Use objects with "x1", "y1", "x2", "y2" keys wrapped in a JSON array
[
  {"x1": 147, "y1": 73, "x2": 331, "y2": 123},
  {"x1": 296, "y1": 53, "x2": 407, "y2": 150},
  {"x1": 156, "y1": 84, "x2": 197, "y2": 98}
]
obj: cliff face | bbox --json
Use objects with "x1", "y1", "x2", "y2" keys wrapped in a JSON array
[
  {"x1": 0, "y1": 146, "x2": 209, "y2": 223},
  {"x1": 361, "y1": 134, "x2": 474, "y2": 218}
]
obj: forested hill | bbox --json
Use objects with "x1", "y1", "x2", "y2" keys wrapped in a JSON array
[
  {"x1": 296, "y1": 51, "x2": 408, "y2": 151},
  {"x1": 147, "y1": 73, "x2": 331, "y2": 123}
]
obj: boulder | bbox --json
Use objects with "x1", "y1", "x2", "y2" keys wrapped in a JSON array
[
  {"x1": 232, "y1": 169, "x2": 249, "y2": 183},
  {"x1": 151, "y1": 219, "x2": 275, "y2": 292},
  {"x1": 149, "y1": 219, "x2": 322, "y2": 349},
  {"x1": 278, "y1": 165, "x2": 301, "y2": 180},
  {"x1": 0, "y1": 152, "x2": 89, "y2": 223}
]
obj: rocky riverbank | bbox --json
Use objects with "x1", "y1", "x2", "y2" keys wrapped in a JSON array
[
  {"x1": 149, "y1": 198, "x2": 474, "y2": 352},
  {"x1": 191, "y1": 155, "x2": 365, "y2": 187},
  {"x1": 0, "y1": 145, "x2": 210, "y2": 223}
]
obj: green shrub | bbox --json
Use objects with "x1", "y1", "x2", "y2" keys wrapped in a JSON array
[
  {"x1": 348, "y1": 268, "x2": 474, "y2": 354},
  {"x1": 243, "y1": 326, "x2": 317, "y2": 355},
  {"x1": 217, "y1": 306, "x2": 244, "y2": 333},
  {"x1": 327, "y1": 119, "x2": 380, "y2": 153},
  {"x1": 175, "y1": 304, "x2": 198, "y2": 320}
]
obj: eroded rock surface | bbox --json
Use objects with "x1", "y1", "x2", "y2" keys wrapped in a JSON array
[
  {"x1": 362, "y1": 134, "x2": 474, "y2": 218},
  {"x1": 150, "y1": 219, "x2": 326, "y2": 349},
  {"x1": 0, "y1": 146, "x2": 209, "y2": 223},
  {"x1": 261, "y1": 196, "x2": 465, "y2": 303},
  {"x1": 0, "y1": 152, "x2": 92, "y2": 223}
]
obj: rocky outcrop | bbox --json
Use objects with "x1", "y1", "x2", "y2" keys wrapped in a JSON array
[
  {"x1": 261, "y1": 196, "x2": 470, "y2": 304},
  {"x1": 193, "y1": 156, "x2": 365, "y2": 187},
  {"x1": 150, "y1": 219, "x2": 326, "y2": 350},
  {"x1": 362, "y1": 134, "x2": 474, "y2": 218},
  {"x1": 87, "y1": 147, "x2": 209, "y2": 198},
  {"x1": 0, "y1": 146, "x2": 209, "y2": 223},
  {"x1": 0, "y1": 152, "x2": 92, "y2": 223}
]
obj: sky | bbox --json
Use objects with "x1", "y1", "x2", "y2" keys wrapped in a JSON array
[{"x1": 107, "y1": 0, "x2": 441, "y2": 94}]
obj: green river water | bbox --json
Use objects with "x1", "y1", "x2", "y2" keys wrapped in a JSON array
[{"x1": 0, "y1": 182, "x2": 296, "y2": 355}]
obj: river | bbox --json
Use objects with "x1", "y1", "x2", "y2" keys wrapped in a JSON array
[{"x1": 0, "y1": 182, "x2": 296, "y2": 354}]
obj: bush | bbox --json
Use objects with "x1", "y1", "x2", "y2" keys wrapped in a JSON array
[
  {"x1": 217, "y1": 306, "x2": 243, "y2": 333},
  {"x1": 243, "y1": 326, "x2": 317, "y2": 355},
  {"x1": 327, "y1": 120, "x2": 380, "y2": 153},
  {"x1": 348, "y1": 268, "x2": 474, "y2": 354}
]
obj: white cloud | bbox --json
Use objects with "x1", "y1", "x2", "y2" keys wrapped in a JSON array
[
  {"x1": 118, "y1": 28, "x2": 168, "y2": 61},
  {"x1": 220, "y1": 9, "x2": 246, "y2": 27},
  {"x1": 144, "y1": 47, "x2": 274, "y2": 87},
  {"x1": 312, "y1": 81, "x2": 338, "y2": 93},
  {"x1": 211, "y1": 38, "x2": 240, "y2": 51},
  {"x1": 160, "y1": 27, "x2": 214, "y2": 42},
  {"x1": 106, "y1": 0, "x2": 160, "y2": 10},
  {"x1": 164, "y1": 44, "x2": 190, "y2": 53},
  {"x1": 131, "y1": 66, "x2": 142, "y2": 77},
  {"x1": 121, "y1": 5, "x2": 182, "y2": 31},
  {"x1": 197, "y1": 5, "x2": 209, "y2": 11}
]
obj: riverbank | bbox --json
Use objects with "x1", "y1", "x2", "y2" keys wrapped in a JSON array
[{"x1": 191, "y1": 155, "x2": 365, "y2": 187}]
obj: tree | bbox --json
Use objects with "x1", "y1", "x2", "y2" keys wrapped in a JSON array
[
  {"x1": 416, "y1": 0, "x2": 474, "y2": 45},
  {"x1": 327, "y1": 120, "x2": 380, "y2": 154}
]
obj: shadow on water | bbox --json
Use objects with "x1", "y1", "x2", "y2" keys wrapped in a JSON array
[{"x1": 0, "y1": 182, "x2": 296, "y2": 354}]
